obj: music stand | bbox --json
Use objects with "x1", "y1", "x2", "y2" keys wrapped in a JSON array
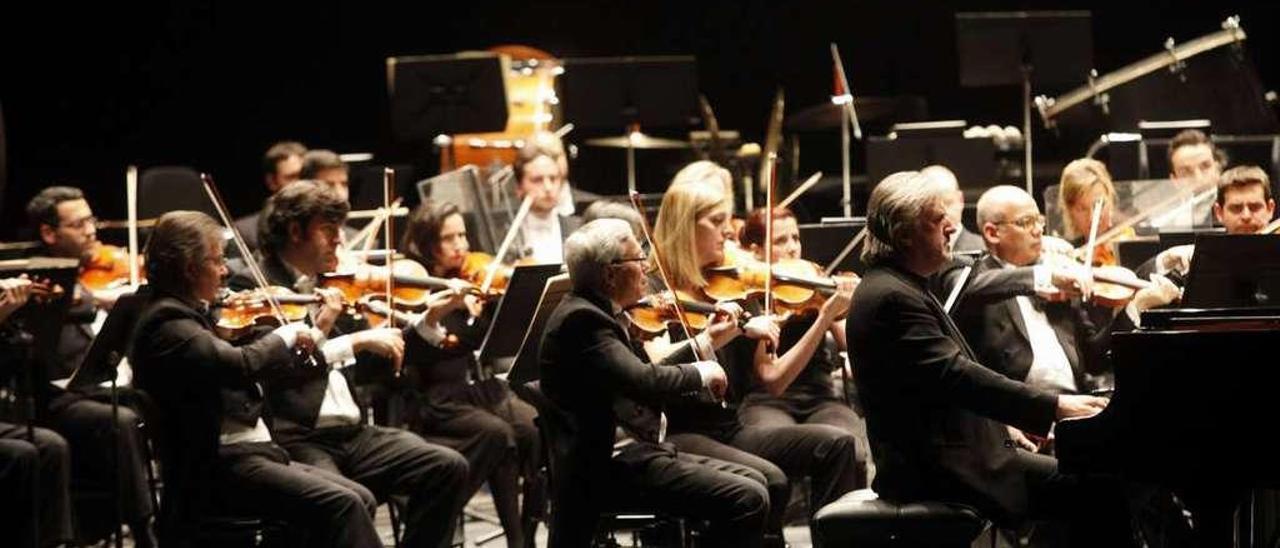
[
  {"x1": 798, "y1": 219, "x2": 867, "y2": 275},
  {"x1": 560, "y1": 56, "x2": 699, "y2": 194},
  {"x1": 507, "y1": 273, "x2": 572, "y2": 387},
  {"x1": 1182, "y1": 234, "x2": 1280, "y2": 308},
  {"x1": 477, "y1": 264, "x2": 564, "y2": 374},
  {"x1": 386, "y1": 52, "x2": 510, "y2": 146},
  {"x1": 956, "y1": 11, "x2": 1092, "y2": 194},
  {"x1": 416, "y1": 165, "x2": 501, "y2": 253}
]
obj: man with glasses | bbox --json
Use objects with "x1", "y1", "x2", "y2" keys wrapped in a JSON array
[
  {"x1": 955, "y1": 186, "x2": 1178, "y2": 451},
  {"x1": 25, "y1": 185, "x2": 158, "y2": 546}
]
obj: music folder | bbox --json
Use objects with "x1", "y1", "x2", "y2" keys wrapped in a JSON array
[
  {"x1": 477, "y1": 264, "x2": 564, "y2": 374},
  {"x1": 67, "y1": 287, "x2": 148, "y2": 391}
]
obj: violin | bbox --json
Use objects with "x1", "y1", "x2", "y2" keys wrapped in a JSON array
[
  {"x1": 624, "y1": 292, "x2": 737, "y2": 340},
  {"x1": 321, "y1": 259, "x2": 482, "y2": 310},
  {"x1": 459, "y1": 252, "x2": 535, "y2": 294},
  {"x1": 80, "y1": 244, "x2": 144, "y2": 291},
  {"x1": 701, "y1": 256, "x2": 858, "y2": 317},
  {"x1": 213, "y1": 287, "x2": 320, "y2": 339},
  {"x1": 1041, "y1": 251, "x2": 1154, "y2": 309}
]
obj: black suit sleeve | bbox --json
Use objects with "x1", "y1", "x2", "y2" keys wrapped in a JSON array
[
  {"x1": 888, "y1": 292, "x2": 1059, "y2": 436},
  {"x1": 150, "y1": 315, "x2": 293, "y2": 379},
  {"x1": 570, "y1": 313, "x2": 704, "y2": 401}
]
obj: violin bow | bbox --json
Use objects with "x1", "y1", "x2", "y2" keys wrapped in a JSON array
[
  {"x1": 1083, "y1": 196, "x2": 1106, "y2": 295},
  {"x1": 483, "y1": 194, "x2": 535, "y2": 293},
  {"x1": 126, "y1": 166, "x2": 141, "y2": 290},
  {"x1": 628, "y1": 191, "x2": 705, "y2": 364},
  {"x1": 382, "y1": 168, "x2": 397, "y2": 327},
  {"x1": 200, "y1": 174, "x2": 289, "y2": 326}
]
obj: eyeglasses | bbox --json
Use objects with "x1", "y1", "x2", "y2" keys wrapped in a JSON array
[
  {"x1": 994, "y1": 214, "x2": 1046, "y2": 230},
  {"x1": 609, "y1": 255, "x2": 648, "y2": 266},
  {"x1": 59, "y1": 215, "x2": 98, "y2": 231}
]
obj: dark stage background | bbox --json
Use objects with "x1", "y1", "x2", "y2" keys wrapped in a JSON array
[{"x1": 2, "y1": 1, "x2": 1277, "y2": 240}]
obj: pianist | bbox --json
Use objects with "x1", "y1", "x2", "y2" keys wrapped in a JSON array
[{"x1": 846, "y1": 171, "x2": 1137, "y2": 544}]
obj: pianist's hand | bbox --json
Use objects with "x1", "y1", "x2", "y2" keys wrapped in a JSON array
[{"x1": 1056, "y1": 394, "x2": 1108, "y2": 420}]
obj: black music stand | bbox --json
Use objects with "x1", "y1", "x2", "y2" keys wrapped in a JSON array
[
  {"x1": 798, "y1": 219, "x2": 867, "y2": 275},
  {"x1": 507, "y1": 273, "x2": 572, "y2": 387},
  {"x1": 387, "y1": 52, "x2": 510, "y2": 146},
  {"x1": 1182, "y1": 234, "x2": 1280, "y2": 308},
  {"x1": 65, "y1": 288, "x2": 146, "y2": 548},
  {"x1": 477, "y1": 264, "x2": 564, "y2": 375},
  {"x1": 956, "y1": 11, "x2": 1092, "y2": 194}
]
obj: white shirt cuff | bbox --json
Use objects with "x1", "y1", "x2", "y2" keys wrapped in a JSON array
[
  {"x1": 322, "y1": 334, "x2": 357, "y2": 368},
  {"x1": 1031, "y1": 264, "x2": 1053, "y2": 292},
  {"x1": 413, "y1": 316, "x2": 449, "y2": 347}
]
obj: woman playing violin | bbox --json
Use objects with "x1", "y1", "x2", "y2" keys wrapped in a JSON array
[
  {"x1": 1057, "y1": 159, "x2": 1124, "y2": 265},
  {"x1": 736, "y1": 205, "x2": 869, "y2": 481},
  {"x1": 646, "y1": 161, "x2": 863, "y2": 540},
  {"x1": 400, "y1": 199, "x2": 542, "y2": 548}
]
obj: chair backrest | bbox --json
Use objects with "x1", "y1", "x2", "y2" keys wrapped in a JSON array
[
  {"x1": 516, "y1": 380, "x2": 576, "y2": 489},
  {"x1": 138, "y1": 166, "x2": 220, "y2": 220}
]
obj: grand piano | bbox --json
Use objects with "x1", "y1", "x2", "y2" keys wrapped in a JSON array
[{"x1": 1057, "y1": 306, "x2": 1280, "y2": 546}]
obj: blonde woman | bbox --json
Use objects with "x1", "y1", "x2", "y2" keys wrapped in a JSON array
[{"x1": 646, "y1": 161, "x2": 862, "y2": 541}]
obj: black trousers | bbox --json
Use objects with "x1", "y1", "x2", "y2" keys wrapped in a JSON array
[
  {"x1": 48, "y1": 392, "x2": 154, "y2": 526},
  {"x1": 413, "y1": 379, "x2": 543, "y2": 548},
  {"x1": 1015, "y1": 450, "x2": 1137, "y2": 546},
  {"x1": 280, "y1": 425, "x2": 470, "y2": 548},
  {"x1": 550, "y1": 445, "x2": 769, "y2": 548},
  {"x1": 0, "y1": 422, "x2": 74, "y2": 548},
  {"x1": 668, "y1": 422, "x2": 860, "y2": 531},
  {"x1": 213, "y1": 442, "x2": 382, "y2": 548},
  {"x1": 739, "y1": 395, "x2": 872, "y2": 485}
]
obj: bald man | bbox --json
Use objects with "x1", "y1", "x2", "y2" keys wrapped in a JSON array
[{"x1": 955, "y1": 186, "x2": 1179, "y2": 439}]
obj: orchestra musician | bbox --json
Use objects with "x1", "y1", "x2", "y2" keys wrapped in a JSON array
[
  {"x1": 228, "y1": 180, "x2": 471, "y2": 548},
  {"x1": 735, "y1": 206, "x2": 869, "y2": 482},
  {"x1": 1148, "y1": 165, "x2": 1276, "y2": 279},
  {"x1": 300, "y1": 149, "x2": 351, "y2": 202},
  {"x1": 25, "y1": 186, "x2": 157, "y2": 547},
  {"x1": 646, "y1": 161, "x2": 862, "y2": 540},
  {"x1": 959, "y1": 185, "x2": 1180, "y2": 450},
  {"x1": 130, "y1": 210, "x2": 385, "y2": 547},
  {"x1": 845, "y1": 171, "x2": 1137, "y2": 544},
  {"x1": 235, "y1": 140, "x2": 307, "y2": 252},
  {"x1": 1154, "y1": 129, "x2": 1223, "y2": 230},
  {"x1": 921, "y1": 165, "x2": 985, "y2": 254},
  {"x1": 0, "y1": 276, "x2": 74, "y2": 548},
  {"x1": 400, "y1": 199, "x2": 543, "y2": 548},
  {"x1": 511, "y1": 133, "x2": 581, "y2": 264},
  {"x1": 539, "y1": 218, "x2": 769, "y2": 548}
]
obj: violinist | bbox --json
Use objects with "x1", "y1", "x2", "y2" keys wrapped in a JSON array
[
  {"x1": 1161, "y1": 129, "x2": 1221, "y2": 228},
  {"x1": 736, "y1": 206, "x2": 869, "y2": 482},
  {"x1": 25, "y1": 185, "x2": 157, "y2": 547},
  {"x1": 0, "y1": 275, "x2": 75, "y2": 548},
  {"x1": 1057, "y1": 158, "x2": 1119, "y2": 253},
  {"x1": 234, "y1": 140, "x2": 307, "y2": 252},
  {"x1": 228, "y1": 180, "x2": 471, "y2": 548},
  {"x1": 1146, "y1": 165, "x2": 1276, "y2": 279},
  {"x1": 647, "y1": 161, "x2": 862, "y2": 540},
  {"x1": 510, "y1": 133, "x2": 581, "y2": 264},
  {"x1": 400, "y1": 198, "x2": 543, "y2": 548},
  {"x1": 538, "y1": 218, "x2": 769, "y2": 547},
  {"x1": 129, "y1": 210, "x2": 385, "y2": 547},
  {"x1": 956, "y1": 186, "x2": 1179, "y2": 451}
]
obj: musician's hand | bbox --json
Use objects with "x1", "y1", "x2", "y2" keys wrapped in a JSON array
[
  {"x1": 692, "y1": 360, "x2": 728, "y2": 399},
  {"x1": 0, "y1": 276, "x2": 33, "y2": 323},
  {"x1": 273, "y1": 322, "x2": 320, "y2": 351},
  {"x1": 742, "y1": 315, "x2": 780, "y2": 350},
  {"x1": 819, "y1": 276, "x2": 857, "y2": 322},
  {"x1": 1055, "y1": 394, "x2": 1108, "y2": 421},
  {"x1": 424, "y1": 286, "x2": 470, "y2": 325},
  {"x1": 705, "y1": 302, "x2": 745, "y2": 349},
  {"x1": 352, "y1": 327, "x2": 405, "y2": 374},
  {"x1": 90, "y1": 284, "x2": 133, "y2": 311},
  {"x1": 312, "y1": 288, "x2": 346, "y2": 334},
  {"x1": 1156, "y1": 244, "x2": 1195, "y2": 276},
  {"x1": 1045, "y1": 261, "x2": 1090, "y2": 300},
  {"x1": 1132, "y1": 273, "x2": 1181, "y2": 312},
  {"x1": 1006, "y1": 425, "x2": 1039, "y2": 452}
]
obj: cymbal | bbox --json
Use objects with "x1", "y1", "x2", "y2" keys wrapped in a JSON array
[
  {"x1": 785, "y1": 96, "x2": 926, "y2": 131},
  {"x1": 584, "y1": 132, "x2": 691, "y2": 149}
]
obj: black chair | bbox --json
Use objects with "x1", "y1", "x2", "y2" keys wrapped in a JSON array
[
  {"x1": 811, "y1": 489, "x2": 988, "y2": 548},
  {"x1": 515, "y1": 380, "x2": 691, "y2": 548},
  {"x1": 130, "y1": 389, "x2": 297, "y2": 547}
]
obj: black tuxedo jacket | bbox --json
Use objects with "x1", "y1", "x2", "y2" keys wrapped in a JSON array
[
  {"x1": 955, "y1": 255, "x2": 1114, "y2": 392},
  {"x1": 846, "y1": 262, "x2": 1058, "y2": 523},
  {"x1": 538, "y1": 291, "x2": 702, "y2": 520}
]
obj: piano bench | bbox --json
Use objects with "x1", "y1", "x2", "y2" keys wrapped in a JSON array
[{"x1": 811, "y1": 489, "x2": 988, "y2": 548}]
